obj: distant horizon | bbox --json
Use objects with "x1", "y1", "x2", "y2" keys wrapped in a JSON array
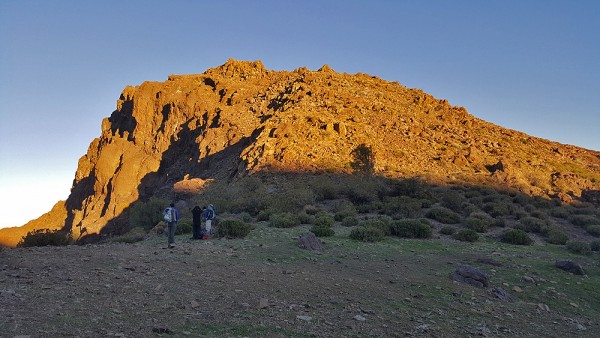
[{"x1": 1, "y1": 1, "x2": 598, "y2": 229}]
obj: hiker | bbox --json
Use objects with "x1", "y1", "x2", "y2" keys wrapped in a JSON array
[
  {"x1": 163, "y1": 203, "x2": 179, "y2": 248},
  {"x1": 191, "y1": 205, "x2": 202, "y2": 239},
  {"x1": 202, "y1": 204, "x2": 216, "y2": 235}
]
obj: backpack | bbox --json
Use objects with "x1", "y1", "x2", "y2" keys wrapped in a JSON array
[
  {"x1": 205, "y1": 208, "x2": 215, "y2": 220},
  {"x1": 163, "y1": 207, "x2": 173, "y2": 222},
  {"x1": 207, "y1": 204, "x2": 216, "y2": 220}
]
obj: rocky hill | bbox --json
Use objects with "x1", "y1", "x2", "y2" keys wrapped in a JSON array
[{"x1": 1, "y1": 59, "x2": 599, "y2": 247}]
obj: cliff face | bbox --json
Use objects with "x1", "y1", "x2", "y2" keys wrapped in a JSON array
[{"x1": 1, "y1": 59, "x2": 599, "y2": 246}]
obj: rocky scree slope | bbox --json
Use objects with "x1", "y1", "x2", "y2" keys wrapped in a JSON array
[{"x1": 1, "y1": 59, "x2": 599, "y2": 246}]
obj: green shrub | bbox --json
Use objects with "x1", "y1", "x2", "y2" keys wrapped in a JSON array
[
  {"x1": 483, "y1": 201, "x2": 513, "y2": 217},
  {"x1": 303, "y1": 205, "x2": 322, "y2": 215},
  {"x1": 453, "y1": 229, "x2": 479, "y2": 242},
  {"x1": 440, "y1": 226, "x2": 457, "y2": 235},
  {"x1": 586, "y1": 224, "x2": 600, "y2": 237},
  {"x1": 519, "y1": 217, "x2": 546, "y2": 233},
  {"x1": 349, "y1": 226, "x2": 385, "y2": 242},
  {"x1": 361, "y1": 216, "x2": 392, "y2": 235},
  {"x1": 465, "y1": 212, "x2": 493, "y2": 233},
  {"x1": 298, "y1": 212, "x2": 316, "y2": 224},
  {"x1": 269, "y1": 212, "x2": 300, "y2": 228},
  {"x1": 314, "y1": 214, "x2": 335, "y2": 227},
  {"x1": 129, "y1": 196, "x2": 169, "y2": 230},
  {"x1": 389, "y1": 178, "x2": 430, "y2": 199},
  {"x1": 546, "y1": 229, "x2": 569, "y2": 245},
  {"x1": 239, "y1": 212, "x2": 253, "y2": 223},
  {"x1": 175, "y1": 221, "x2": 192, "y2": 235},
  {"x1": 570, "y1": 215, "x2": 599, "y2": 227},
  {"x1": 341, "y1": 216, "x2": 360, "y2": 227},
  {"x1": 440, "y1": 190, "x2": 466, "y2": 213},
  {"x1": 217, "y1": 219, "x2": 252, "y2": 238},
  {"x1": 425, "y1": 207, "x2": 461, "y2": 224},
  {"x1": 566, "y1": 241, "x2": 591, "y2": 255},
  {"x1": 382, "y1": 196, "x2": 424, "y2": 218},
  {"x1": 550, "y1": 207, "x2": 572, "y2": 219},
  {"x1": 17, "y1": 229, "x2": 72, "y2": 247},
  {"x1": 501, "y1": 229, "x2": 533, "y2": 245},
  {"x1": 112, "y1": 227, "x2": 146, "y2": 243},
  {"x1": 257, "y1": 209, "x2": 276, "y2": 222},
  {"x1": 590, "y1": 240, "x2": 600, "y2": 252},
  {"x1": 270, "y1": 187, "x2": 316, "y2": 213},
  {"x1": 390, "y1": 219, "x2": 432, "y2": 238},
  {"x1": 309, "y1": 176, "x2": 340, "y2": 200},
  {"x1": 530, "y1": 210, "x2": 549, "y2": 220},
  {"x1": 310, "y1": 225, "x2": 335, "y2": 237}
]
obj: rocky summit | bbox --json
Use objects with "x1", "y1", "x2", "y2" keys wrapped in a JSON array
[{"x1": 1, "y1": 59, "x2": 599, "y2": 246}]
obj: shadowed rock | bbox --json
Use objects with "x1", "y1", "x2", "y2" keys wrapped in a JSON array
[
  {"x1": 452, "y1": 265, "x2": 489, "y2": 288},
  {"x1": 298, "y1": 232, "x2": 324, "y2": 250},
  {"x1": 555, "y1": 260, "x2": 585, "y2": 275}
]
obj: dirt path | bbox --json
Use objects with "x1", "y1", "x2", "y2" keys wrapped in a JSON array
[{"x1": 1, "y1": 225, "x2": 598, "y2": 337}]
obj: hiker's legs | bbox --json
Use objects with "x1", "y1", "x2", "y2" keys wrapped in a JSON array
[
  {"x1": 168, "y1": 222, "x2": 176, "y2": 244},
  {"x1": 192, "y1": 222, "x2": 200, "y2": 239},
  {"x1": 205, "y1": 219, "x2": 212, "y2": 234}
]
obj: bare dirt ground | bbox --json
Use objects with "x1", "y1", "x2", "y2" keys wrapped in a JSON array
[{"x1": 1, "y1": 225, "x2": 599, "y2": 338}]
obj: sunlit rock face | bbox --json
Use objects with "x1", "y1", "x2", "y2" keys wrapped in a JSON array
[{"x1": 1, "y1": 59, "x2": 598, "y2": 246}]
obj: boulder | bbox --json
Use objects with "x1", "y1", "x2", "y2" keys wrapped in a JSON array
[
  {"x1": 298, "y1": 232, "x2": 324, "y2": 250},
  {"x1": 555, "y1": 260, "x2": 585, "y2": 275},
  {"x1": 452, "y1": 265, "x2": 489, "y2": 288}
]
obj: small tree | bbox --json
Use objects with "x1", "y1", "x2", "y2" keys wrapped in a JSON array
[{"x1": 350, "y1": 144, "x2": 375, "y2": 175}]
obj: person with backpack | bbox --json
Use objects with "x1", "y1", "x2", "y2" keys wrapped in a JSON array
[
  {"x1": 163, "y1": 203, "x2": 179, "y2": 248},
  {"x1": 202, "y1": 204, "x2": 216, "y2": 235},
  {"x1": 191, "y1": 205, "x2": 202, "y2": 240}
]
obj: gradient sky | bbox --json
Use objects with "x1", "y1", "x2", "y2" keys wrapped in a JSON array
[{"x1": 1, "y1": 0, "x2": 599, "y2": 229}]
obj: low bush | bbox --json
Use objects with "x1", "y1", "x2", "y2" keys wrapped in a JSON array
[
  {"x1": 519, "y1": 217, "x2": 546, "y2": 233},
  {"x1": 546, "y1": 229, "x2": 569, "y2": 245},
  {"x1": 349, "y1": 226, "x2": 385, "y2": 242},
  {"x1": 298, "y1": 212, "x2": 316, "y2": 225},
  {"x1": 590, "y1": 240, "x2": 600, "y2": 252},
  {"x1": 112, "y1": 227, "x2": 146, "y2": 243},
  {"x1": 550, "y1": 207, "x2": 572, "y2": 219},
  {"x1": 128, "y1": 196, "x2": 169, "y2": 230},
  {"x1": 17, "y1": 229, "x2": 72, "y2": 247},
  {"x1": 566, "y1": 241, "x2": 591, "y2": 255},
  {"x1": 390, "y1": 219, "x2": 432, "y2": 238},
  {"x1": 529, "y1": 210, "x2": 549, "y2": 220},
  {"x1": 361, "y1": 216, "x2": 392, "y2": 236},
  {"x1": 453, "y1": 229, "x2": 479, "y2": 242},
  {"x1": 269, "y1": 212, "x2": 300, "y2": 228},
  {"x1": 440, "y1": 190, "x2": 466, "y2": 213},
  {"x1": 425, "y1": 207, "x2": 461, "y2": 224},
  {"x1": 586, "y1": 224, "x2": 600, "y2": 237},
  {"x1": 310, "y1": 225, "x2": 335, "y2": 237},
  {"x1": 439, "y1": 226, "x2": 457, "y2": 235},
  {"x1": 381, "y1": 196, "x2": 424, "y2": 218},
  {"x1": 501, "y1": 229, "x2": 533, "y2": 245},
  {"x1": 483, "y1": 201, "x2": 513, "y2": 217},
  {"x1": 303, "y1": 205, "x2": 322, "y2": 215},
  {"x1": 465, "y1": 216, "x2": 491, "y2": 233},
  {"x1": 341, "y1": 216, "x2": 360, "y2": 227},
  {"x1": 257, "y1": 209, "x2": 276, "y2": 222},
  {"x1": 314, "y1": 214, "x2": 335, "y2": 227},
  {"x1": 217, "y1": 219, "x2": 252, "y2": 238},
  {"x1": 570, "y1": 215, "x2": 599, "y2": 227},
  {"x1": 334, "y1": 209, "x2": 357, "y2": 222},
  {"x1": 175, "y1": 221, "x2": 192, "y2": 235}
]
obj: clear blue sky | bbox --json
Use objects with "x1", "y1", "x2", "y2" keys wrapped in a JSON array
[{"x1": 1, "y1": 0, "x2": 599, "y2": 228}]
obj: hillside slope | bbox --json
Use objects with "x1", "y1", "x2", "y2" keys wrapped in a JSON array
[{"x1": 1, "y1": 59, "x2": 599, "y2": 247}]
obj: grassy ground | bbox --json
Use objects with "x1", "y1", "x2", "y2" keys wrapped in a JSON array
[{"x1": 2, "y1": 223, "x2": 598, "y2": 337}]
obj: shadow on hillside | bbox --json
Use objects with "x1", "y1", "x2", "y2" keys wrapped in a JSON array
[
  {"x1": 75, "y1": 124, "x2": 264, "y2": 243},
  {"x1": 63, "y1": 122, "x2": 600, "y2": 245}
]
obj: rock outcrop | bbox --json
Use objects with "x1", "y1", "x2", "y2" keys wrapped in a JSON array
[{"x1": 1, "y1": 59, "x2": 599, "y2": 247}]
